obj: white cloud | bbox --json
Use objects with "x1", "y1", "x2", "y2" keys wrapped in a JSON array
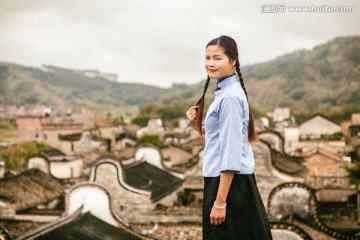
[{"x1": 0, "y1": 0, "x2": 359, "y2": 87}]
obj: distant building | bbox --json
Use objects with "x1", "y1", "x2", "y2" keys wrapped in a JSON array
[
  {"x1": 59, "y1": 130, "x2": 102, "y2": 155},
  {"x1": 27, "y1": 148, "x2": 83, "y2": 179},
  {"x1": 0, "y1": 158, "x2": 4, "y2": 179},
  {"x1": 161, "y1": 146, "x2": 193, "y2": 169},
  {"x1": 136, "y1": 118, "x2": 165, "y2": 138},
  {"x1": 299, "y1": 114, "x2": 341, "y2": 140},
  {"x1": 273, "y1": 107, "x2": 290, "y2": 122},
  {"x1": 303, "y1": 148, "x2": 349, "y2": 176},
  {"x1": 17, "y1": 111, "x2": 99, "y2": 149},
  {"x1": 284, "y1": 126, "x2": 300, "y2": 154},
  {"x1": 349, "y1": 113, "x2": 360, "y2": 147},
  {"x1": 81, "y1": 69, "x2": 118, "y2": 82},
  {"x1": 268, "y1": 107, "x2": 295, "y2": 133}
]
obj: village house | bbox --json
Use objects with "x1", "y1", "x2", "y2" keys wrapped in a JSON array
[
  {"x1": 163, "y1": 117, "x2": 194, "y2": 146},
  {"x1": 100, "y1": 124, "x2": 139, "y2": 151},
  {"x1": 0, "y1": 169, "x2": 66, "y2": 223},
  {"x1": 58, "y1": 130, "x2": 102, "y2": 155},
  {"x1": 0, "y1": 105, "x2": 26, "y2": 119},
  {"x1": 299, "y1": 114, "x2": 342, "y2": 140},
  {"x1": 161, "y1": 146, "x2": 194, "y2": 171},
  {"x1": 303, "y1": 148, "x2": 350, "y2": 177},
  {"x1": 349, "y1": 113, "x2": 360, "y2": 147},
  {"x1": 273, "y1": 107, "x2": 291, "y2": 122},
  {"x1": 16, "y1": 183, "x2": 148, "y2": 240},
  {"x1": 26, "y1": 148, "x2": 83, "y2": 179},
  {"x1": 136, "y1": 118, "x2": 165, "y2": 138},
  {"x1": 121, "y1": 123, "x2": 141, "y2": 139},
  {"x1": 16, "y1": 110, "x2": 103, "y2": 150},
  {"x1": 283, "y1": 125, "x2": 300, "y2": 154},
  {"x1": 90, "y1": 144, "x2": 184, "y2": 223},
  {"x1": 267, "y1": 107, "x2": 296, "y2": 133},
  {"x1": 0, "y1": 158, "x2": 4, "y2": 179}
]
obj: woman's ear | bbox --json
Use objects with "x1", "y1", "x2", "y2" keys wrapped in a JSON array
[{"x1": 231, "y1": 59, "x2": 236, "y2": 68}]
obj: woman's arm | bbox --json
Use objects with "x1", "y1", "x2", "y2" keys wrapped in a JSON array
[{"x1": 210, "y1": 171, "x2": 234, "y2": 225}]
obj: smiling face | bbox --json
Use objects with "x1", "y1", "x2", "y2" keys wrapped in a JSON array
[{"x1": 205, "y1": 44, "x2": 236, "y2": 81}]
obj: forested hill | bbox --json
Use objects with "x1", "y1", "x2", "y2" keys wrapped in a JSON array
[
  {"x1": 0, "y1": 64, "x2": 168, "y2": 109},
  {"x1": 242, "y1": 35, "x2": 360, "y2": 113},
  {"x1": 0, "y1": 35, "x2": 359, "y2": 117}
]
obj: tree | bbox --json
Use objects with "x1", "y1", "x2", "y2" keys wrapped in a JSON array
[
  {"x1": 345, "y1": 161, "x2": 360, "y2": 224},
  {"x1": 136, "y1": 135, "x2": 163, "y2": 148},
  {"x1": 131, "y1": 116, "x2": 150, "y2": 127}
]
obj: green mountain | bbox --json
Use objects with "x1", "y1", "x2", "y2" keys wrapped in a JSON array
[
  {"x1": 165, "y1": 35, "x2": 360, "y2": 115},
  {"x1": 243, "y1": 35, "x2": 360, "y2": 112},
  {"x1": 0, "y1": 64, "x2": 167, "y2": 110},
  {"x1": 0, "y1": 35, "x2": 359, "y2": 117}
]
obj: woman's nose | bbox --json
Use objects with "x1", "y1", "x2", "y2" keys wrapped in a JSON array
[{"x1": 206, "y1": 60, "x2": 215, "y2": 67}]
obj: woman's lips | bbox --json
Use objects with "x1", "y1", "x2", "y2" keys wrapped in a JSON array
[{"x1": 208, "y1": 69, "x2": 216, "y2": 72}]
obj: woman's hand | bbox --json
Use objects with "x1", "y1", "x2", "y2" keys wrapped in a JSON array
[
  {"x1": 210, "y1": 205, "x2": 226, "y2": 225},
  {"x1": 186, "y1": 106, "x2": 199, "y2": 126}
]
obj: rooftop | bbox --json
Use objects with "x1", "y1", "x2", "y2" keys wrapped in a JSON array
[
  {"x1": 123, "y1": 161, "x2": 183, "y2": 202},
  {"x1": 18, "y1": 211, "x2": 145, "y2": 240},
  {"x1": 161, "y1": 146, "x2": 193, "y2": 166},
  {"x1": 0, "y1": 169, "x2": 66, "y2": 211}
]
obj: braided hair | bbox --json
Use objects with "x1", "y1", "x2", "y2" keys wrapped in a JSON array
[
  {"x1": 194, "y1": 35, "x2": 258, "y2": 142},
  {"x1": 194, "y1": 76, "x2": 210, "y2": 136}
]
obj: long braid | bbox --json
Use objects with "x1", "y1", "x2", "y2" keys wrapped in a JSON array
[
  {"x1": 235, "y1": 61, "x2": 259, "y2": 143},
  {"x1": 235, "y1": 62, "x2": 248, "y2": 100},
  {"x1": 203, "y1": 75, "x2": 211, "y2": 96},
  {"x1": 195, "y1": 76, "x2": 210, "y2": 136}
]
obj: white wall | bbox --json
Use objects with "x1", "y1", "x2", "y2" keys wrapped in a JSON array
[
  {"x1": 27, "y1": 157, "x2": 49, "y2": 174},
  {"x1": 68, "y1": 185, "x2": 118, "y2": 226},
  {"x1": 135, "y1": 147, "x2": 184, "y2": 179},
  {"x1": 0, "y1": 161, "x2": 5, "y2": 179},
  {"x1": 50, "y1": 159, "x2": 82, "y2": 179},
  {"x1": 0, "y1": 200, "x2": 15, "y2": 217},
  {"x1": 135, "y1": 147, "x2": 162, "y2": 169},
  {"x1": 284, "y1": 127, "x2": 300, "y2": 153}
]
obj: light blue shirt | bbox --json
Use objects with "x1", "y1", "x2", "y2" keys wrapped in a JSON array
[{"x1": 203, "y1": 74, "x2": 255, "y2": 177}]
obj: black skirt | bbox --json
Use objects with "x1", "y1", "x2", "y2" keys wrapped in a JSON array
[{"x1": 202, "y1": 173, "x2": 273, "y2": 240}]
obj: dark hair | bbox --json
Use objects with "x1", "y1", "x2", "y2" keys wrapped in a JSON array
[{"x1": 194, "y1": 35, "x2": 258, "y2": 143}]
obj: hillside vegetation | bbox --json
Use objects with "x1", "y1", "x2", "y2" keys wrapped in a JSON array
[{"x1": 1, "y1": 35, "x2": 359, "y2": 122}]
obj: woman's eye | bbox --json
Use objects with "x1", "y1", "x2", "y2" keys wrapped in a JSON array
[{"x1": 215, "y1": 58, "x2": 221, "y2": 61}]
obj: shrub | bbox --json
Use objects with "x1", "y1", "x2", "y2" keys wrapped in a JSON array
[{"x1": 136, "y1": 134, "x2": 163, "y2": 148}]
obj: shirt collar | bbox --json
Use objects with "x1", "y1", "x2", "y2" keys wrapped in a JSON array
[{"x1": 217, "y1": 73, "x2": 237, "y2": 90}]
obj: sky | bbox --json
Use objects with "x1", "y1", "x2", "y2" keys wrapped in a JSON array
[{"x1": 0, "y1": 0, "x2": 359, "y2": 88}]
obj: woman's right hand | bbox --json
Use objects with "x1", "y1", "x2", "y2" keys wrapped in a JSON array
[{"x1": 186, "y1": 106, "x2": 199, "y2": 126}]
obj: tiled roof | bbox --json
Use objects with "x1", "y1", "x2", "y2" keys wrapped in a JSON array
[
  {"x1": 58, "y1": 133, "x2": 82, "y2": 141},
  {"x1": 123, "y1": 161, "x2": 183, "y2": 202},
  {"x1": 124, "y1": 124, "x2": 141, "y2": 133},
  {"x1": 161, "y1": 146, "x2": 193, "y2": 166},
  {"x1": 116, "y1": 147, "x2": 136, "y2": 160},
  {"x1": 182, "y1": 138, "x2": 205, "y2": 152},
  {"x1": 271, "y1": 150, "x2": 307, "y2": 177},
  {"x1": 0, "y1": 220, "x2": 46, "y2": 239},
  {"x1": 38, "y1": 148, "x2": 66, "y2": 157},
  {"x1": 0, "y1": 169, "x2": 66, "y2": 211},
  {"x1": 18, "y1": 211, "x2": 145, "y2": 240}
]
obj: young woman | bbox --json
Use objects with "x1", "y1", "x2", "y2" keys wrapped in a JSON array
[{"x1": 186, "y1": 35, "x2": 273, "y2": 239}]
